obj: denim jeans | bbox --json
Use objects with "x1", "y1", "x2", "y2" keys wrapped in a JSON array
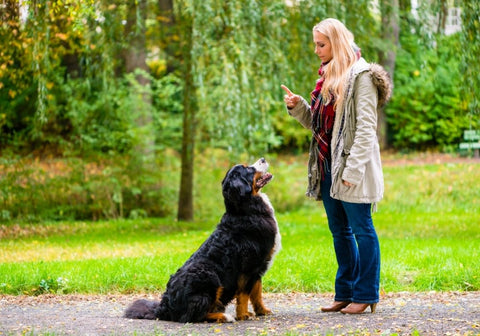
[{"x1": 320, "y1": 170, "x2": 380, "y2": 303}]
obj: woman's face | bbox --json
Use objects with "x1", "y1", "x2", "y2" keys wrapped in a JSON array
[{"x1": 313, "y1": 31, "x2": 332, "y2": 63}]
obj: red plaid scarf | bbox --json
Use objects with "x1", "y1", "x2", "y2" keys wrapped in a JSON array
[{"x1": 311, "y1": 62, "x2": 335, "y2": 181}]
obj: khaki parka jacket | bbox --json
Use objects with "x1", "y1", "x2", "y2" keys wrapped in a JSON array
[{"x1": 288, "y1": 58, "x2": 392, "y2": 204}]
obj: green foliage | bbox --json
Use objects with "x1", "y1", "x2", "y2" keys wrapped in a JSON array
[
  {"x1": 386, "y1": 32, "x2": 471, "y2": 150},
  {"x1": 34, "y1": 277, "x2": 70, "y2": 295},
  {"x1": 181, "y1": 0, "x2": 288, "y2": 156},
  {"x1": 1, "y1": 0, "x2": 476, "y2": 156},
  {"x1": 0, "y1": 153, "x2": 179, "y2": 222},
  {"x1": 61, "y1": 70, "x2": 183, "y2": 154},
  {"x1": 0, "y1": 2, "x2": 36, "y2": 146},
  {"x1": 460, "y1": 0, "x2": 480, "y2": 116},
  {"x1": 2, "y1": 150, "x2": 479, "y2": 226}
]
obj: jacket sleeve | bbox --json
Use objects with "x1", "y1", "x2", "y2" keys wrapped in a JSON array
[
  {"x1": 286, "y1": 97, "x2": 312, "y2": 130},
  {"x1": 342, "y1": 72, "x2": 378, "y2": 184}
]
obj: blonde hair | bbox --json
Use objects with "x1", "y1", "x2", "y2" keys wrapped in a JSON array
[{"x1": 313, "y1": 18, "x2": 358, "y2": 110}]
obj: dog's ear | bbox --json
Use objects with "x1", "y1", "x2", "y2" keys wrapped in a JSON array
[
  {"x1": 224, "y1": 176, "x2": 251, "y2": 198},
  {"x1": 222, "y1": 167, "x2": 252, "y2": 201}
]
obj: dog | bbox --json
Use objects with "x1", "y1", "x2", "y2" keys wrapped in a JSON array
[{"x1": 124, "y1": 158, "x2": 281, "y2": 323}]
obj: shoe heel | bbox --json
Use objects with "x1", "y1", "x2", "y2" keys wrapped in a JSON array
[{"x1": 370, "y1": 303, "x2": 377, "y2": 313}]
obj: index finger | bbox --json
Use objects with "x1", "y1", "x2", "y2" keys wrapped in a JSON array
[{"x1": 281, "y1": 84, "x2": 294, "y2": 96}]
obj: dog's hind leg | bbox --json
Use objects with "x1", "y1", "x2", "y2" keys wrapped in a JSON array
[
  {"x1": 204, "y1": 286, "x2": 234, "y2": 322},
  {"x1": 205, "y1": 312, "x2": 235, "y2": 323},
  {"x1": 182, "y1": 290, "x2": 234, "y2": 323},
  {"x1": 210, "y1": 286, "x2": 226, "y2": 313},
  {"x1": 250, "y1": 279, "x2": 272, "y2": 316}
]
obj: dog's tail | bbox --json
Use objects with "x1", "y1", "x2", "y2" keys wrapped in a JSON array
[{"x1": 124, "y1": 299, "x2": 168, "y2": 320}]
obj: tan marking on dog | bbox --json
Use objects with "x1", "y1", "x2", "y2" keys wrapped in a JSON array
[
  {"x1": 235, "y1": 292, "x2": 252, "y2": 320},
  {"x1": 250, "y1": 279, "x2": 272, "y2": 316},
  {"x1": 252, "y1": 171, "x2": 263, "y2": 195},
  {"x1": 235, "y1": 275, "x2": 253, "y2": 320},
  {"x1": 208, "y1": 286, "x2": 225, "y2": 313},
  {"x1": 205, "y1": 312, "x2": 234, "y2": 323}
]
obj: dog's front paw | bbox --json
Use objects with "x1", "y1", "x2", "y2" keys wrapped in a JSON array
[
  {"x1": 222, "y1": 313, "x2": 235, "y2": 323},
  {"x1": 236, "y1": 311, "x2": 254, "y2": 321},
  {"x1": 255, "y1": 307, "x2": 272, "y2": 316}
]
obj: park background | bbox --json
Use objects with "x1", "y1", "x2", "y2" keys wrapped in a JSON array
[{"x1": 0, "y1": 0, "x2": 479, "y2": 297}]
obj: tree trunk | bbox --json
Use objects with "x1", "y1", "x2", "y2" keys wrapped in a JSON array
[
  {"x1": 124, "y1": 0, "x2": 149, "y2": 78},
  {"x1": 177, "y1": 12, "x2": 196, "y2": 221},
  {"x1": 158, "y1": 0, "x2": 179, "y2": 73},
  {"x1": 437, "y1": 0, "x2": 448, "y2": 34},
  {"x1": 378, "y1": 0, "x2": 399, "y2": 149}
]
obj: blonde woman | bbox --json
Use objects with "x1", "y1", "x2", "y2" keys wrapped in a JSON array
[{"x1": 281, "y1": 18, "x2": 391, "y2": 314}]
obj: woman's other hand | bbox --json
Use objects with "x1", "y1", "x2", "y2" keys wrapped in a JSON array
[{"x1": 342, "y1": 180, "x2": 355, "y2": 187}]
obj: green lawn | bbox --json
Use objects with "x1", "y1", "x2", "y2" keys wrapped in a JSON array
[{"x1": 1, "y1": 157, "x2": 479, "y2": 295}]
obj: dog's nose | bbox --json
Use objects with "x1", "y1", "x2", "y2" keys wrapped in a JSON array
[{"x1": 260, "y1": 158, "x2": 265, "y2": 163}]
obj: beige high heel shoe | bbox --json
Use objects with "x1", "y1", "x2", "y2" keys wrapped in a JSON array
[
  {"x1": 321, "y1": 301, "x2": 351, "y2": 312},
  {"x1": 340, "y1": 302, "x2": 377, "y2": 314}
]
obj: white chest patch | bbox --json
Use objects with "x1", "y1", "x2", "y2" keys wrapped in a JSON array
[{"x1": 259, "y1": 193, "x2": 282, "y2": 271}]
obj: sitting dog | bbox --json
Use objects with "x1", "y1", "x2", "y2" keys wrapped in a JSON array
[{"x1": 124, "y1": 158, "x2": 281, "y2": 323}]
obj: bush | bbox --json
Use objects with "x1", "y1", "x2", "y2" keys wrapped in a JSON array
[
  {"x1": 0, "y1": 154, "x2": 178, "y2": 222},
  {"x1": 386, "y1": 33, "x2": 471, "y2": 151}
]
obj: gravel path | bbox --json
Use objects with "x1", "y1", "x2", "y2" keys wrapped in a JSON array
[{"x1": 1, "y1": 292, "x2": 479, "y2": 335}]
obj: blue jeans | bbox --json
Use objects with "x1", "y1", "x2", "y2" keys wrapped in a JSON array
[{"x1": 320, "y1": 171, "x2": 380, "y2": 303}]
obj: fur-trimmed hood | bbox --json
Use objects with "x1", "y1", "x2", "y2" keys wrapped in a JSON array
[
  {"x1": 369, "y1": 63, "x2": 393, "y2": 107},
  {"x1": 349, "y1": 58, "x2": 393, "y2": 108}
]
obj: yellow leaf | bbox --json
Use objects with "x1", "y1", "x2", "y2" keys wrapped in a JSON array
[{"x1": 56, "y1": 33, "x2": 68, "y2": 41}]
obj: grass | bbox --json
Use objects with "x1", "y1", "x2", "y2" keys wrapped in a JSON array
[{"x1": 0, "y1": 154, "x2": 479, "y2": 295}]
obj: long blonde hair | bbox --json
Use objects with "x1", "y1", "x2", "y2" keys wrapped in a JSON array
[{"x1": 313, "y1": 18, "x2": 358, "y2": 110}]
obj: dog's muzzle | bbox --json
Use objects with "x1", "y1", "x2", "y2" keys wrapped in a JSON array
[{"x1": 251, "y1": 158, "x2": 273, "y2": 188}]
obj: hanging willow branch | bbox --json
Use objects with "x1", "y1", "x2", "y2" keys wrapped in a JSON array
[
  {"x1": 29, "y1": 0, "x2": 51, "y2": 126},
  {"x1": 174, "y1": 0, "x2": 288, "y2": 156}
]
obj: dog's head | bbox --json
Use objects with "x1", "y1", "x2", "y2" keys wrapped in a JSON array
[{"x1": 221, "y1": 158, "x2": 273, "y2": 212}]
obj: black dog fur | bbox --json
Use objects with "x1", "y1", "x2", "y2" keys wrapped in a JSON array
[{"x1": 124, "y1": 158, "x2": 281, "y2": 323}]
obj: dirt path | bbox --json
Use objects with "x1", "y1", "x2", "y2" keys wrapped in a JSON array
[{"x1": 1, "y1": 292, "x2": 479, "y2": 335}]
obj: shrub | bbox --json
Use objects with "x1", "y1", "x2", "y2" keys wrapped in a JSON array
[
  {"x1": 386, "y1": 33, "x2": 471, "y2": 151},
  {"x1": 0, "y1": 154, "x2": 178, "y2": 222}
]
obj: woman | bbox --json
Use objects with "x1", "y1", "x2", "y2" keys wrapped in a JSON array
[{"x1": 281, "y1": 18, "x2": 391, "y2": 314}]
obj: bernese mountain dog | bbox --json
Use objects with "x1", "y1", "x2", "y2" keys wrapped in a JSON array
[{"x1": 124, "y1": 158, "x2": 281, "y2": 323}]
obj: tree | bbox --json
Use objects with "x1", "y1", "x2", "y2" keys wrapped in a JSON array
[
  {"x1": 157, "y1": 0, "x2": 179, "y2": 73},
  {"x1": 378, "y1": 0, "x2": 400, "y2": 148},
  {"x1": 177, "y1": 7, "x2": 196, "y2": 221},
  {"x1": 436, "y1": 0, "x2": 449, "y2": 34},
  {"x1": 460, "y1": 0, "x2": 480, "y2": 119}
]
